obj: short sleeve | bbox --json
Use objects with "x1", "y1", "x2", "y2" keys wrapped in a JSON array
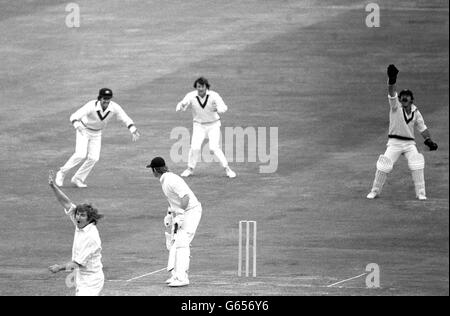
[
  {"x1": 73, "y1": 238, "x2": 100, "y2": 267},
  {"x1": 171, "y1": 180, "x2": 190, "y2": 199}
]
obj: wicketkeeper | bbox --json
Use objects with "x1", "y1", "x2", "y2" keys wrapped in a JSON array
[{"x1": 367, "y1": 64, "x2": 438, "y2": 200}]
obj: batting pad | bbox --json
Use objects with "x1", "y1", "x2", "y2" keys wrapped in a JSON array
[
  {"x1": 371, "y1": 169, "x2": 388, "y2": 193},
  {"x1": 408, "y1": 153, "x2": 425, "y2": 171},
  {"x1": 376, "y1": 155, "x2": 393, "y2": 173},
  {"x1": 411, "y1": 169, "x2": 426, "y2": 196}
]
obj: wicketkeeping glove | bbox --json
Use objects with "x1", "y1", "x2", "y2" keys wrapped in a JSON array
[
  {"x1": 387, "y1": 64, "x2": 399, "y2": 85},
  {"x1": 424, "y1": 138, "x2": 438, "y2": 151}
]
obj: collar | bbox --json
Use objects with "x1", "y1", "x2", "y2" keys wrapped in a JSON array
[
  {"x1": 95, "y1": 100, "x2": 110, "y2": 111},
  {"x1": 76, "y1": 222, "x2": 95, "y2": 233},
  {"x1": 196, "y1": 90, "x2": 209, "y2": 99},
  {"x1": 402, "y1": 104, "x2": 417, "y2": 116}
]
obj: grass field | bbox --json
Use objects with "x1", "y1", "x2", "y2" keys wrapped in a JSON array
[{"x1": 0, "y1": 0, "x2": 448, "y2": 296}]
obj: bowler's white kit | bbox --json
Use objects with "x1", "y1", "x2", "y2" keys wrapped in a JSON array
[
  {"x1": 66, "y1": 204, "x2": 104, "y2": 296},
  {"x1": 58, "y1": 100, "x2": 136, "y2": 184},
  {"x1": 177, "y1": 90, "x2": 230, "y2": 170},
  {"x1": 161, "y1": 172, "x2": 202, "y2": 284}
]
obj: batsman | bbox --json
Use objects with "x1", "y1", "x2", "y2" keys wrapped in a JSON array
[
  {"x1": 367, "y1": 64, "x2": 438, "y2": 200},
  {"x1": 147, "y1": 157, "x2": 202, "y2": 287}
]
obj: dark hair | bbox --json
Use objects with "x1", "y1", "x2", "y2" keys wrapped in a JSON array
[
  {"x1": 75, "y1": 204, "x2": 104, "y2": 225},
  {"x1": 152, "y1": 166, "x2": 169, "y2": 175},
  {"x1": 398, "y1": 89, "x2": 414, "y2": 101},
  {"x1": 193, "y1": 77, "x2": 210, "y2": 89}
]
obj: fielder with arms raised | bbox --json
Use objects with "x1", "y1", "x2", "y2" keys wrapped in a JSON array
[
  {"x1": 55, "y1": 88, "x2": 140, "y2": 188},
  {"x1": 176, "y1": 77, "x2": 236, "y2": 178},
  {"x1": 367, "y1": 64, "x2": 438, "y2": 200},
  {"x1": 48, "y1": 171, "x2": 104, "y2": 296},
  {"x1": 147, "y1": 157, "x2": 202, "y2": 287}
]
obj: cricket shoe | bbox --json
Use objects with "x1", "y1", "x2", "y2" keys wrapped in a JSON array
[
  {"x1": 417, "y1": 194, "x2": 427, "y2": 201},
  {"x1": 165, "y1": 276, "x2": 176, "y2": 284},
  {"x1": 71, "y1": 178, "x2": 87, "y2": 188},
  {"x1": 181, "y1": 168, "x2": 194, "y2": 177},
  {"x1": 225, "y1": 167, "x2": 236, "y2": 178},
  {"x1": 55, "y1": 170, "x2": 65, "y2": 187},
  {"x1": 168, "y1": 278, "x2": 189, "y2": 287},
  {"x1": 366, "y1": 191, "x2": 378, "y2": 199},
  {"x1": 417, "y1": 190, "x2": 427, "y2": 200}
]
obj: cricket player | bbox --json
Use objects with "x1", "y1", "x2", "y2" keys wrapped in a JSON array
[
  {"x1": 55, "y1": 88, "x2": 140, "y2": 187},
  {"x1": 176, "y1": 77, "x2": 236, "y2": 178},
  {"x1": 48, "y1": 171, "x2": 104, "y2": 296},
  {"x1": 147, "y1": 157, "x2": 202, "y2": 287},
  {"x1": 367, "y1": 64, "x2": 438, "y2": 200}
]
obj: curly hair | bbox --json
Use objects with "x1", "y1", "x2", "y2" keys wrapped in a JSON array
[
  {"x1": 75, "y1": 204, "x2": 104, "y2": 225},
  {"x1": 193, "y1": 77, "x2": 210, "y2": 89},
  {"x1": 398, "y1": 89, "x2": 414, "y2": 101}
]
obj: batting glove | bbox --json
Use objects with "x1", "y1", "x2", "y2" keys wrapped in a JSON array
[
  {"x1": 164, "y1": 213, "x2": 173, "y2": 227},
  {"x1": 173, "y1": 214, "x2": 185, "y2": 228}
]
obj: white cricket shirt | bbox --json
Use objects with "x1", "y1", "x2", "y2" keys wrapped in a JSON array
[
  {"x1": 65, "y1": 204, "x2": 103, "y2": 273},
  {"x1": 70, "y1": 100, "x2": 136, "y2": 132},
  {"x1": 179, "y1": 90, "x2": 228, "y2": 124},
  {"x1": 387, "y1": 93, "x2": 427, "y2": 141},
  {"x1": 160, "y1": 172, "x2": 201, "y2": 215}
]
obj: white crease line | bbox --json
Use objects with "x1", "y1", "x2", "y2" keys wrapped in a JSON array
[
  {"x1": 126, "y1": 267, "x2": 166, "y2": 282},
  {"x1": 327, "y1": 273, "x2": 367, "y2": 288}
]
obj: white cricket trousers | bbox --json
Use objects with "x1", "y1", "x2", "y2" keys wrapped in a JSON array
[
  {"x1": 371, "y1": 138, "x2": 426, "y2": 196},
  {"x1": 188, "y1": 121, "x2": 229, "y2": 169},
  {"x1": 60, "y1": 128, "x2": 102, "y2": 182},
  {"x1": 383, "y1": 139, "x2": 420, "y2": 163},
  {"x1": 168, "y1": 205, "x2": 202, "y2": 282},
  {"x1": 75, "y1": 269, "x2": 104, "y2": 296}
]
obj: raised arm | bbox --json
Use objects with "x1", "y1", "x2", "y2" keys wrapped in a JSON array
[
  {"x1": 48, "y1": 171, "x2": 74, "y2": 210},
  {"x1": 387, "y1": 64, "x2": 399, "y2": 97}
]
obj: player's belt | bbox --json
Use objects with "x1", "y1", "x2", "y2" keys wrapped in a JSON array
[
  {"x1": 388, "y1": 134, "x2": 414, "y2": 141},
  {"x1": 193, "y1": 119, "x2": 220, "y2": 125}
]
